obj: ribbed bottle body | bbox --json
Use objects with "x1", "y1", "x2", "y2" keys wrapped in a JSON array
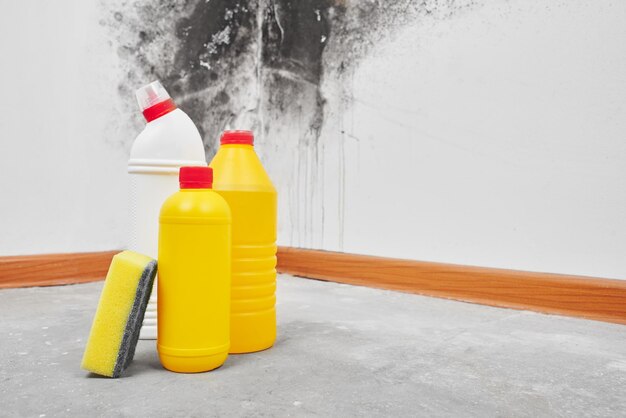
[
  {"x1": 221, "y1": 190, "x2": 277, "y2": 353},
  {"x1": 210, "y1": 140, "x2": 277, "y2": 354}
]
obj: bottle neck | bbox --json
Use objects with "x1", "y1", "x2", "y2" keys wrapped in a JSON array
[{"x1": 220, "y1": 143, "x2": 253, "y2": 148}]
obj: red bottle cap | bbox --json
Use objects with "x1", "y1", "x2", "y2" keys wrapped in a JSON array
[
  {"x1": 179, "y1": 166, "x2": 213, "y2": 189},
  {"x1": 142, "y1": 99, "x2": 176, "y2": 122},
  {"x1": 220, "y1": 130, "x2": 254, "y2": 145}
]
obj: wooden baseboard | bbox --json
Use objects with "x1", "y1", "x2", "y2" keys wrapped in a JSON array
[
  {"x1": 0, "y1": 251, "x2": 118, "y2": 289},
  {"x1": 276, "y1": 247, "x2": 626, "y2": 325},
  {"x1": 2, "y1": 247, "x2": 625, "y2": 325}
]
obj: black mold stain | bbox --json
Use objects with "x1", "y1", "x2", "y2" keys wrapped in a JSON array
[
  {"x1": 104, "y1": 0, "x2": 477, "y2": 247},
  {"x1": 262, "y1": 0, "x2": 334, "y2": 84},
  {"x1": 260, "y1": 0, "x2": 338, "y2": 146},
  {"x1": 168, "y1": 0, "x2": 255, "y2": 90},
  {"x1": 106, "y1": 0, "x2": 476, "y2": 156},
  {"x1": 164, "y1": 0, "x2": 258, "y2": 156}
]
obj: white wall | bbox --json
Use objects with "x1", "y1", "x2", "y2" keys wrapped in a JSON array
[
  {"x1": 0, "y1": 1, "x2": 134, "y2": 255},
  {"x1": 1, "y1": 0, "x2": 624, "y2": 280},
  {"x1": 276, "y1": 0, "x2": 626, "y2": 280}
]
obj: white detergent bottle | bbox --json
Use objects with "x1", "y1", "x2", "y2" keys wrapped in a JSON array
[{"x1": 129, "y1": 80, "x2": 207, "y2": 339}]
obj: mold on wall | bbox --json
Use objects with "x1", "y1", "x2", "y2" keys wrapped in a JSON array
[
  {"x1": 103, "y1": 0, "x2": 260, "y2": 157},
  {"x1": 102, "y1": 0, "x2": 478, "y2": 247}
]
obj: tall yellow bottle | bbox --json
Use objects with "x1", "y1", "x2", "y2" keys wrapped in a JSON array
[
  {"x1": 209, "y1": 130, "x2": 277, "y2": 353},
  {"x1": 157, "y1": 166, "x2": 231, "y2": 372}
]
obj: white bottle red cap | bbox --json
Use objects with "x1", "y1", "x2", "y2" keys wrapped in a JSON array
[{"x1": 135, "y1": 80, "x2": 177, "y2": 122}]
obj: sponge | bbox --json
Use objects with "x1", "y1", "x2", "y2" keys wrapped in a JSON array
[{"x1": 81, "y1": 250, "x2": 157, "y2": 378}]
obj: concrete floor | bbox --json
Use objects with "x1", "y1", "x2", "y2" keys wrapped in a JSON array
[{"x1": 1, "y1": 275, "x2": 625, "y2": 417}]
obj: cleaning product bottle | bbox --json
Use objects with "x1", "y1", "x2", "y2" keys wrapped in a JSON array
[
  {"x1": 157, "y1": 166, "x2": 231, "y2": 373},
  {"x1": 129, "y1": 80, "x2": 207, "y2": 340},
  {"x1": 209, "y1": 130, "x2": 277, "y2": 353}
]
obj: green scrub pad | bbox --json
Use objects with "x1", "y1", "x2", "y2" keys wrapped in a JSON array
[{"x1": 81, "y1": 250, "x2": 157, "y2": 378}]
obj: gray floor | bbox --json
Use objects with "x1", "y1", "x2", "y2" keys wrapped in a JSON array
[{"x1": 1, "y1": 275, "x2": 625, "y2": 418}]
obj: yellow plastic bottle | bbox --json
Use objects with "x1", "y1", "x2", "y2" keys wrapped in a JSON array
[
  {"x1": 209, "y1": 130, "x2": 277, "y2": 353},
  {"x1": 157, "y1": 166, "x2": 231, "y2": 372}
]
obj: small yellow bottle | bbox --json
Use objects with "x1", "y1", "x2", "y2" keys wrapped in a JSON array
[
  {"x1": 209, "y1": 130, "x2": 277, "y2": 353},
  {"x1": 157, "y1": 166, "x2": 231, "y2": 372}
]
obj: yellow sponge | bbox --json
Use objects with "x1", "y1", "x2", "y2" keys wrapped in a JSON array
[{"x1": 81, "y1": 250, "x2": 157, "y2": 378}]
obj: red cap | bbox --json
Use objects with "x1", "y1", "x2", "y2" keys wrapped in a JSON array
[
  {"x1": 220, "y1": 130, "x2": 254, "y2": 145},
  {"x1": 143, "y1": 99, "x2": 176, "y2": 122},
  {"x1": 179, "y1": 166, "x2": 213, "y2": 189}
]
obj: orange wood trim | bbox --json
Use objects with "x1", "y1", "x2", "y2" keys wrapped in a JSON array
[
  {"x1": 0, "y1": 251, "x2": 118, "y2": 289},
  {"x1": 2, "y1": 247, "x2": 625, "y2": 325},
  {"x1": 277, "y1": 247, "x2": 626, "y2": 325}
]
